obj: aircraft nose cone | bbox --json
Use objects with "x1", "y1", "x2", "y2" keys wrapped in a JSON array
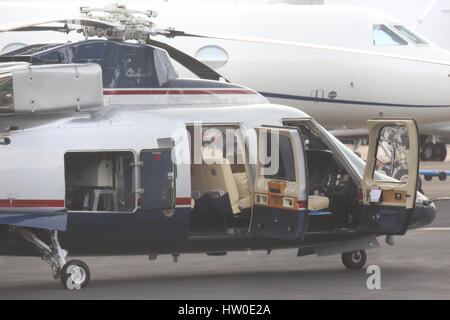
[{"x1": 408, "y1": 203, "x2": 436, "y2": 229}]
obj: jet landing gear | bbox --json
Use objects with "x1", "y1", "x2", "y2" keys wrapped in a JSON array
[
  {"x1": 341, "y1": 250, "x2": 367, "y2": 269},
  {"x1": 420, "y1": 136, "x2": 447, "y2": 162},
  {"x1": 16, "y1": 227, "x2": 90, "y2": 289}
]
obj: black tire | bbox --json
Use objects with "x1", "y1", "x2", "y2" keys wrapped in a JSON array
[
  {"x1": 60, "y1": 260, "x2": 90, "y2": 290},
  {"x1": 424, "y1": 175, "x2": 432, "y2": 181},
  {"x1": 341, "y1": 250, "x2": 367, "y2": 269},
  {"x1": 421, "y1": 143, "x2": 434, "y2": 161},
  {"x1": 435, "y1": 143, "x2": 447, "y2": 162},
  {"x1": 438, "y1": 171, "x2": 447, "y2": 181}
]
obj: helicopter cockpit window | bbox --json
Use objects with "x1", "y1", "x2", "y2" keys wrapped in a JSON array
[
  {"x1": 373, "y1": 25, "x2": 408, "y2": 46},
  {"x1": 0, "y1": 73, "x2": 14, "y2": 113},
  {"x1": 64, "y1": 151, "x2": 136, "y2": 213},
  {"x1": 154, "y1": 49, "x2": 178, "y2": 86},
  {"x1": 394, "y1": 25, "x2": 428, "y2": 44}
]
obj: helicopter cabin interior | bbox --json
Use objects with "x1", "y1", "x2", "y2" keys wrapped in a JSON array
[
  {"x1": 186, "y1": 122, "x2": 361, "y2": 236},
  {"x1": 61, "y1": 122, "x2": 362, "y2": 235},
  {"x1": 187, "y1": 125, "x2": 253, "y2": 234},
  {"x1": 64, "y1": 151, "x2": 136, "y2": 213}
]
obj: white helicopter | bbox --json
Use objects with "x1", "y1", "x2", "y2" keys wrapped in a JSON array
[
  {"x1": 1, "y1": 2, "x2": 448, "y2": 161},
  {"x1": 0, "y1": 4, "x2": 435, "y2": 290}
]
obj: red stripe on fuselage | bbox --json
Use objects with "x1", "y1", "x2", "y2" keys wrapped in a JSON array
[
  {"x1": 0, "y1": 200, "x2": 65, "y2": 208},
  {"x1": 103, "y1": 89, "x2": 256, "y2": 95}
]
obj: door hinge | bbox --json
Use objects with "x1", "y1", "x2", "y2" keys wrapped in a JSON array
[{"x1": 131, "y1": 161, "x2": 143, "y2": 167}]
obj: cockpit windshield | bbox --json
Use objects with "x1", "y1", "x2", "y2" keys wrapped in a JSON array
[
  {"x1": 372, "y1": 25, "x2": 407, "y2": 46},
  {"x1": 394, "y1": 25, "x2": 428, "y2": 44}
]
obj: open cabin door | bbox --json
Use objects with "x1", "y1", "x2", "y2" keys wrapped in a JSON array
[
  {"x1": 361, "y1": 119, "x2": 419, "y2": 235},
  {"x1": 250, "y1": 127, "x2": 308, "y2": 240}
]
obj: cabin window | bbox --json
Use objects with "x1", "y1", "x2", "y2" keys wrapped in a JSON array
[
  {"x1": 394, "y1": 25, "x2": 428, "y2": 44},
  {"x1": 372, "y1": 25, "x2": 407, "y2": 46},
  {"x1": 195, "y1": 45, "x2": 229, "y2": 69},
  {"x1": 263, "y1": 133, "x2": 296, "y2": 182},
  {"x1": 64, "y1": 151, "x2": 136, "y2": 212}
]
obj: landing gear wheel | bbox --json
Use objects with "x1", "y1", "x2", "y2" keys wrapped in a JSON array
[
  {"x1": 341, "y1": 250, "x2": 367, "y2": 269},
  {"x1": 60, "y1": 260, "x2": 90, "y2": 290},
  {"x1": 421, "y1": 143, "x2": 434, "y2": 161}
]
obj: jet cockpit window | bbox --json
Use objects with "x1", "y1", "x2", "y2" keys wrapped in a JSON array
[
  {"x1": 372, "y1": 25, "x2": 407, "y2": 46},
  {"x1": 394, "y1": 25, "x2": 428, "y2": 44}
]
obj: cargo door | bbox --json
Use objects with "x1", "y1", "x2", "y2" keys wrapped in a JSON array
[{"x1": 140, "y1": 149, "x2": 176, "y2": 210}]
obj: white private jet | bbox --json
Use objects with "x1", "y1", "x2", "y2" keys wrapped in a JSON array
[{"x1": 0, "y1": 2, "x2": 449, "y2": 161}]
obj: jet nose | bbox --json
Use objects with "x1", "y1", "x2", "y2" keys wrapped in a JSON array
[{"x1": 408, "y1": 202, "x2": 436, "y2": 229}]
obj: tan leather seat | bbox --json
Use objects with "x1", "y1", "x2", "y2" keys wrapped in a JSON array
[
  {"x1": 191, "y1": 146, "x2": 251, "y2": 214},
  {"x1": 203, "y1": 159, "x2": 241, "y2": 214},
  {"x1": 232, "y1": 172, "x2": 251, "y2": 210},
  {"x1": 308, "y1": 195, "x2": 330, "y2": 211}
]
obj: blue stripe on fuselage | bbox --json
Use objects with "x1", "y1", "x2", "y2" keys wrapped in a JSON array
[{"x1": 259, "y1": 92, "x2": 450, "y2": 108}]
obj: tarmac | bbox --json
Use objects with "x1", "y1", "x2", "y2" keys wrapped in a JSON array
[{"x1": 0, "y1": 152, "x2": 449, "y2": 299}]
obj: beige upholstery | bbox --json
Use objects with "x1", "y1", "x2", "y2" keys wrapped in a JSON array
[
  {"x1": 232, "y1": 172, "x2": 251, "y2": 210},
  {"x1": 205, "y1": 159, "x2": 241, "y2": 214},
  {"x1": 308, "y1": 195, "x2": 330, "y2": 211},
  {"x1": 191, "y1": 164, "x2": 208, "y2": 195},
  {"x1": 191, "y1": 147, "x2": 251, "y2": 214},
  {"x1": 191, "y1": 156, "x2": 241, "y2": 214}
]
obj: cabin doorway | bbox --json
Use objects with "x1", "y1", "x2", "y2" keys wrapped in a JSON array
[{"x1": 186, "y1": 124, "x2": 252, "y2": 236}]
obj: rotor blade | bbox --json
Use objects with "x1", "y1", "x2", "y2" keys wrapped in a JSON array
[
  {"x1": 6, "y1": 26, "x2": 75, "y2": 33},
  {"x1": 146, "y1": 39, "x2": 228, "y2": 82},
  {"x1": 160, "y1": 29, "x2": 450, "y2": 67},
  {"x1": 0, "y1": 18, "x2": 118, "y2": 33}
]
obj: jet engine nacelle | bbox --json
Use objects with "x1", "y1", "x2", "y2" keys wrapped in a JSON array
[{"x1": 0, "y1": 63, "x2": 103, "y2": 115}]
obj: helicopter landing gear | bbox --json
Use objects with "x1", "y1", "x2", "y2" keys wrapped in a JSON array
[
  {"x1": 341, "y1": 250, "x2": 367, "y2": 269},
  {"x1": 16, "y1": 227, "x2": 90, "y2": 289},
  {"x1": 60, "y1": 260, "x2": 90, "y2": 290}
]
